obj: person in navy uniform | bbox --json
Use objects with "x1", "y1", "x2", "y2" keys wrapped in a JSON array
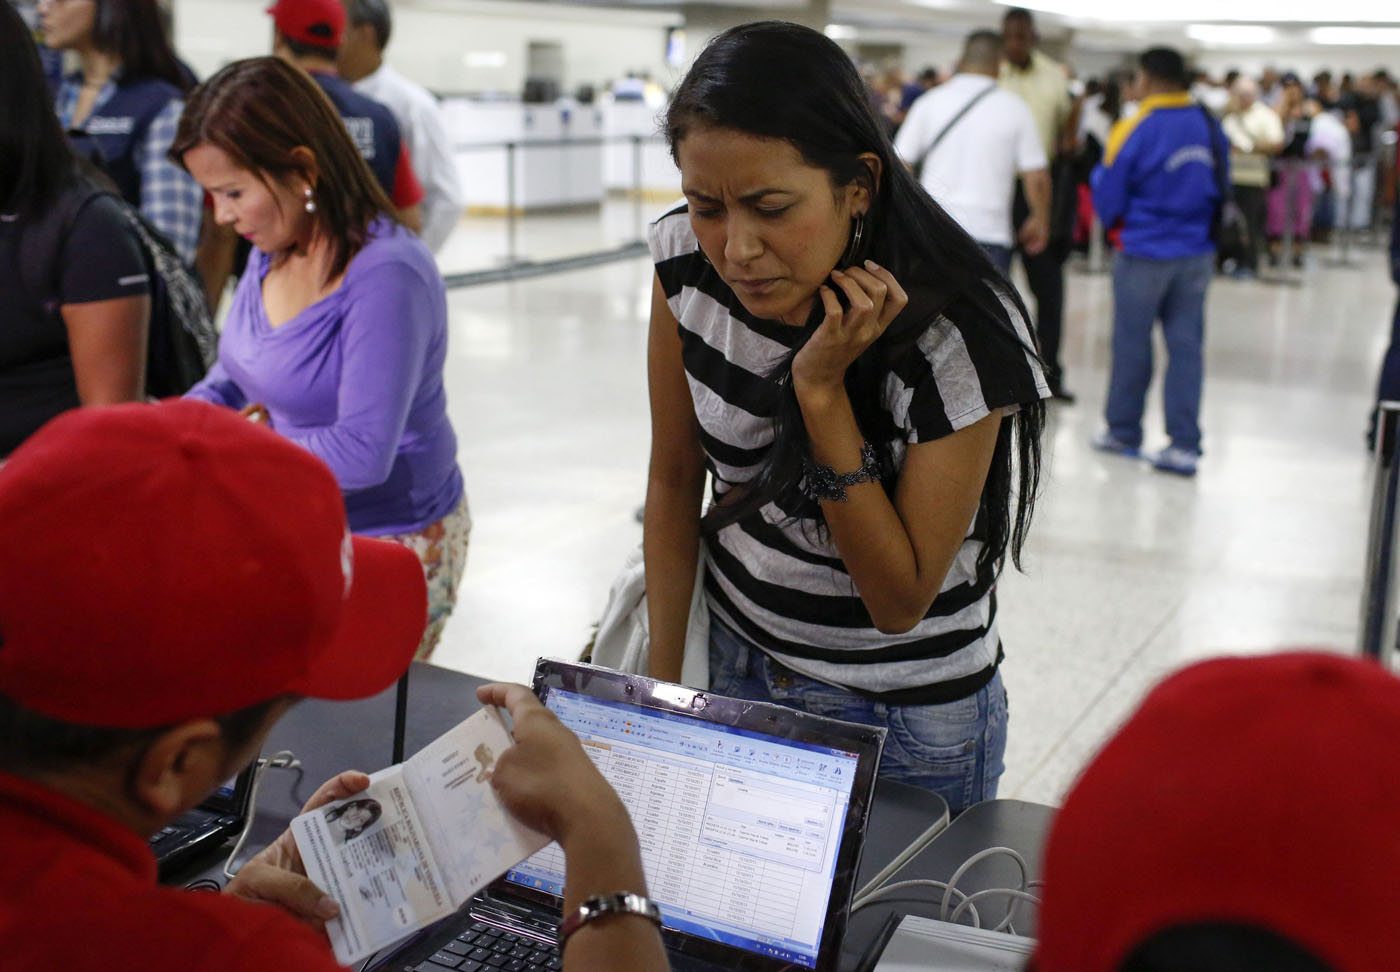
[
  {"x1": 39, "y1": 0, "x2": 203, "y2": 265},
  {"x1": 199, "y1": 0, "x2": 426, "y2": 312},
  {"x1": 267, "y1": 0, "x2": 423, "y2": 233}
]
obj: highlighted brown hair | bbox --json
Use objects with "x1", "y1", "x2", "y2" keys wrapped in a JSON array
[{"x1": 170, "y1": 56, "x2": 396, "y2": 282}]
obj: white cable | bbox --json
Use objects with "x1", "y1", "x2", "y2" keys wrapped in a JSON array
[
  {"x1": 851, "y1": 878, "x2": 980, "y2": 928},
  {"x1": 939, "y1": 846, "x2": 1027, "y2": 923},
  {"x1": 853, "y1": 844, "x2": 1038, "y2": 939},
  {"x1": 947, "y1": 888, "x2": 1041, "y2": 928},
  {"x1": 852, "y1": 808, "x2": 951, "y2": 902},
  {"x1": 223, "y1": 750, "x2": 300, "y2": 880}
]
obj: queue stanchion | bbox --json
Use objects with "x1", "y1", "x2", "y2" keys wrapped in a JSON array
[
  {"x1": 632, "y1": 134, "x2": 644, "y2": 244},
  {"x1": 392, "y1": 670, "x2": 410, "y2": 764},
  {"x1": 1326, "y1": 156, "x2": 1355, "y2": 269},
  {"x1": 1279, "y1": 159, "x2": 1297, "y2": 279},
  {"x1": 1339, "y1": 164, "x2": 1354, "y2": 267},
  {"x1": 1361, "y1": 402, "x2": 1400, "y2": 663},
  {"x1": 505, "y1": 141, "x2": 519, "y2": 267},
  {"x1": 1087, "y1": 213, "x2": 1105, "y2": 274}
]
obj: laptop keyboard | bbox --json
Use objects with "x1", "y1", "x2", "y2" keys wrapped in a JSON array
[{"x1": 413, "y1": 920, "x2": 562, "y2": 972}]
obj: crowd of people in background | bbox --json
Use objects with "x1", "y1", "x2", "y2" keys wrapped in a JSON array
[
  {"x1": 870, "y1": 41, "x2": 1399, "y2": 279},
  {"x1": 870, "y1": 10, "x2": 1398, "y2": 475}
]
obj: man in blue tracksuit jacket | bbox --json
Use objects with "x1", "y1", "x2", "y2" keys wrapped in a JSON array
[{"x1": 1090, "y1": 47, "x2": 1227, "y2": 477}]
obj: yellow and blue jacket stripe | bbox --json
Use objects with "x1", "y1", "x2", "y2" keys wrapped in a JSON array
[{"x1": 1091, "y1": 92, "x2": 1228, "y2": 259}]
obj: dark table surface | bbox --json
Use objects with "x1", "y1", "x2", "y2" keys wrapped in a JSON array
[
  {"x1": 176, "y1": 662, "x2": 1049, "y2": 970},
  {"x1": 839, "y1": 798, "x2": 1057, "y2": 968}
]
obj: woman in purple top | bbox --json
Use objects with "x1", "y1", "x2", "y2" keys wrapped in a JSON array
[{"x1": 173, "y1": 57, "x2": 466, "y2": 659}]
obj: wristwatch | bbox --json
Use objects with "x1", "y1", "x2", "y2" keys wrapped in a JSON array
[{"x1": 557, "y1": 891, "x2": 663, "y2": 946}]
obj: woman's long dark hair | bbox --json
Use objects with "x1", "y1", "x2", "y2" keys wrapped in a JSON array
[
  {"x1": 170, "y1": 57, "x2": 399, "y2": 282},
  {"x1": 667, "y1": 21, "x2": 1045, "y2": 577},
  {"x1": 90, "y1": 0, "x2": 192, "y2": 92},
  {"x1": 0, "y1": 3, "x2": 79, "y2": 215}
]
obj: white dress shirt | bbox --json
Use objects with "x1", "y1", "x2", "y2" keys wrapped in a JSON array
[{"x1": 355, "y1": 64, "x2": 464, "y2": 253}]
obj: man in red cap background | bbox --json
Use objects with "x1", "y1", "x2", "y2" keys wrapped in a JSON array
[
  {"x1": 267, "y1": 0, "x2": 423, "y2": 232},
  {"x1": 202, "y1": 0, "x2": 427, "y2": 311},
  {"x1": 0, "y1": 401, "x2": 666, "y2": 971}
]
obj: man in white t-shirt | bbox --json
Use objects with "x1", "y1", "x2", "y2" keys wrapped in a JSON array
[
  {"x1": 339, "y1": 0, "x2": 464, "y2": 254},
  {"x1": 895, "y1": 30, "x2": 1050, "y2": 276}
]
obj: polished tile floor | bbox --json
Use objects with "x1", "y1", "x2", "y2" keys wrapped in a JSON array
[{"x1": 429, "y1": 217, "x2": 1389, "y2": 808}]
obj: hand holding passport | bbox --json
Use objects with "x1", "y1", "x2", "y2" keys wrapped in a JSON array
[{"x1": 292, "y1": 706, "x2": 551, "y2": 964}]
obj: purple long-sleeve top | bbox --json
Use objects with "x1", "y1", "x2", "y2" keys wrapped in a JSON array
[{"x1": 187, "y1": 219, "x2": 462, "y2": 535}]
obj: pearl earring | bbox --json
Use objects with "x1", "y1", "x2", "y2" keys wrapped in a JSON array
[{"x1": 304, "y1": 186, "x2": 316, "y2": 214}]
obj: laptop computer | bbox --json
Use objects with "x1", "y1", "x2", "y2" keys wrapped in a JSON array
[
  {"x1": 378, "y1": 658, "x2": 885, "y2": 972},
  {"x1": 149, "y1": 763, "x2": 255, "y2": 879}
]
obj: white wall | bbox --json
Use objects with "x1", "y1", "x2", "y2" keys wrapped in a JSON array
[{"x1": 173, "y1": 0, "x2": 681, "y2": 96}]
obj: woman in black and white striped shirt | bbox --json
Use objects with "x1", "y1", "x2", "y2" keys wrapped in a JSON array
[{"x1": 643, "y1": 22, "x2": 1048, "y2": 814}]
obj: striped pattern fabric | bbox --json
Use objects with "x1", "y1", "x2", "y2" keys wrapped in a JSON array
[{"x1": 648, "y1": 204, "x2": 1048, "y2": 702}]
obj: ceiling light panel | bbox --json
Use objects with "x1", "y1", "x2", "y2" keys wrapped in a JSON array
[{"x1": 1007, "y1": 0, "x2": 1400, "y2": 23}]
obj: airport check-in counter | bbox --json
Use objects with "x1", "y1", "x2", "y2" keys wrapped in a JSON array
[{"x1": 442, "y1": 98, "x2": 679, "y2": 213}]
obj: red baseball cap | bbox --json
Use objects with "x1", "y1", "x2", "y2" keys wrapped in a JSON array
[
  {"x1": 267, "y1": 0, "x2": 345, "y2": 49},
  {"x1": 1035, "y1": 651, "x2": 1400, "y2": 972},
  {"x1": 0, "y1": 401, "x2": 426, "y2": 729}
]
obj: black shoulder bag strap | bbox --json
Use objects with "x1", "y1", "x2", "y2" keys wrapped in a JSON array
[
  {"x1": 912, "y1": 83, "x2": 998, "y2": 177},
  {"x1": 1198, "y1": 104, "x2": 1229, "y2": 243}
]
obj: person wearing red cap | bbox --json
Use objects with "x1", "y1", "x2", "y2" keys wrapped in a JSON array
[
  {"x1": 195, "y1": 0, "x2": 426, "y2": 311},
  {"x1": 0, "y1": 400, "x2": 666, "y2": 972},
  {"x1": 267, "y1": 0, "x2": 423, "y2": 233},
  {"x1": 1033, "y1": 651, "x2": 1396, "y2": 972}
]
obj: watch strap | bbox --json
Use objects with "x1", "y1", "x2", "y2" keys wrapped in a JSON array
[{"x1": 557, "y1": 891, "x2": 662, "y2": 946}]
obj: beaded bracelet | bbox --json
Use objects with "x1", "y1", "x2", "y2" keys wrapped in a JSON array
[{"x1": 800, "y1": 442, "x2": 880, "y2": 502}]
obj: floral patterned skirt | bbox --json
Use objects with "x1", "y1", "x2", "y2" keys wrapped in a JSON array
[{"x1": 379, "y1": 496, "x2": 471, "y2": 659}]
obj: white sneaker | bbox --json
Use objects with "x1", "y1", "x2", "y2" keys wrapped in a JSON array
[{"x1": 1146, "y1": 446, "x2": 1199, "y2": 477}]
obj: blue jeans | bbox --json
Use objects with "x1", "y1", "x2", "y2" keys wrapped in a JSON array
[
  {"x1": 981, "y1": 243, "x2": 1013, "y2": 276},
  {"x1": 1106, "y1": 251, "x2": 1214, "y2": 454},
  {"x1": 707, "y1": 619, "x2": 1008, "y2": 816}
]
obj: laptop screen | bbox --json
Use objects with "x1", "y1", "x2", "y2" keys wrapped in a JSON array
[
  {"x1": 204, "y1": 764, "x2": 255, "y2": 815},
  {"x1": 504, "y1": 661, "x2": 884, "y2": 971}
]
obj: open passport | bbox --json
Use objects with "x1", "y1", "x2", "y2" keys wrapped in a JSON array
[{"x1": 291, "y1": 707, "x2": 551, "y2": 964}]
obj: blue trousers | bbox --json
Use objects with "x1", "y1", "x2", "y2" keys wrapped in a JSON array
[
  {"x1": 708, "y1": 618, "x2": 1008, "y2": 816},
  {"x1": 981, "y1": 242, "x2": 1014, "y2": 277},
  {"x1": 1106, "y1": 251, "x2": 1214, "y2": 453}
]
